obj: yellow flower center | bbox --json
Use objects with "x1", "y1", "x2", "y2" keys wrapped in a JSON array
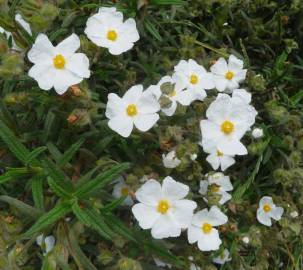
[
  {"x1": 263, "y1": 204, "x2": 271, "y2": 213},
  {"x1": 126, "y1": 104, "x2": 138, "y2": 117},
  {"x1": 168, "y1": 90, "x2": 177, "y2": 97},
  {"x1": 157, "y1": 200, "x2": 170, "y2": 214},
  {"x1": 221, "y1": 120, "x2": 234, "y2": 135},
  {"x1": 190, "y1": 74, "x2": 198, "y2": 85},
  {"x1": 225, "y1": 71, "x2": 234, "y2": 80},
  {"x1": 53, "y1": 54, "x2": 66, "y2": 69},
  {"x1": 202, "y1": 223, "x2": 213, "y2": 234},
  {"x1": 107, "y1": 30, "x2": 118, "y2": 41},
  {"x1": 217, "y1": 150, "x2": 223, "y2": 157},
  {"x1": 121, "y1": 187, "x2": 129, "y2": 196},
  {"x1": 210, "y1": 185, "x2": 220, "y2": 193}
]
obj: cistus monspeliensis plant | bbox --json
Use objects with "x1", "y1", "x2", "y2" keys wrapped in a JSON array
[{"x1": 0, "y1": 0, "x2": 302, "y2": 269}]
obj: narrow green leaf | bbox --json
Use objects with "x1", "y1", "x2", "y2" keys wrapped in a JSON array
[
  {"x1": 0, "y1": 173, "x2": 13, "y2": 184},
  {"x1": 58, "y1": 138, "x2": 85, "y2": 167},
  {"x1": 47, "y1": 177, "x2": 72, "y2": 199},
  {"x1": 26, "y1": 146, "x2": 48, "y2": 166},
  {"x1": 23, "y1": 203, "x2": 71, "y2": 238},
  {"x1": 0, "y1": 195, "x2": 41, "y2": 219},
  {"x1": 31, "y1": 175, "x2": 45, "y2": 211},
  {"x1": 42, "y1": 158, "x2": 74, "y2": 193},
  {"x1": 72, "y1": 203, "x2": 113, "y2": 240},
  {"x1": 0, "y1": 119, "x2": 30, "y2": 164},
  {"x1": 65, "y1": 225, "x2": 98, "y2": 270},
  {"x1": 104, "y1": 214, "x2": 138, "y2": 243},
  {"x1": 74, "y1": 163, "x2": 129, "y2": 199},
  {"x1": 101, "y1": 197, "x2": 128, "y2": 213},
  {"x1": 144, "y1": 19, "x2": 162, "y2": 42}
]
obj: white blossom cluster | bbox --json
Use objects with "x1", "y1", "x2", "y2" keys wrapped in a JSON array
[{"x1": 1, "y1": 6, "x2": 284, "y2": 268}]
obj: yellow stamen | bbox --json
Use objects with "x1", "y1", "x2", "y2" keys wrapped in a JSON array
[
  {"x1": 210, "y1": 185, "x2": 220, "y2": 193},
  {"x1": 53, "y1": 54, "x2": 66, "y2": 69},
  {"x1": 157, "y1": 200, "x2": 170, "y2": 214},
  {"x1": 221, "y1": 120, "x2": 234, "y2": 135},
  {"x1": 225, "y1": 71, "x2": 234, "y2": 80},
  {"x1": 121, "y1": 187, "x2": 129, "y2": 196},
  {"x1": 202, "y1": 223, "x2": 213, "y2": 234},
  {"x1": 126, "y1": 104, "x2": 138, "y2": 117},
  {"x1": 107, "y1": 30, "x2": 118, "y2": 41},
  {"x1": 217, "y1": 150, "x2": 223, "y2": 157},
  {"x1": 190, "y1": 74, "x2": 198, "y2": 85},
  {"x1": 263, "y1": 204, "x2": 271, "y2": 213}
]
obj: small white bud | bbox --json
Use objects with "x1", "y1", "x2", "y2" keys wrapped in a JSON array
[
  {"x1": 242, "y1": 236, "x2": 250, "y2": 244},
  {"x1": 290, "y1": 211, "x2": 299, "y2": 218},
  {"x1": 252, "y1": 128, "x2": 264, "y2": 138}
]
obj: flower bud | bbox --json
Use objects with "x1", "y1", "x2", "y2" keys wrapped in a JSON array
[{"x1": 117, "y1": 258, "x2": 142, "y2": 270}]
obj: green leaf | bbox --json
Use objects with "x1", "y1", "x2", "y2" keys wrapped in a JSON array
[
  {"x1": 104, "y1": 214, "x2": 138, "y2": 243},
  {"x1": 0, "y1": 173, "x2": 13, "y2": 184},
  {"x1": 47, "y1": 177, "x2": 72, "y2": 199},
  {"x1": 31, "y1": 175, "x2": 45, "y2": 211},
  {"x1": 74, "y1": 163, "x2": 129, "y2": 199},
  {"x1": 72, "y1": 203, "x2": 113, "y2": 240},
  {"x1": 58, "y1": 138, "x2": 85, "y2": 167},
  {"x1": 0, "y1": 119, "x2": 30, "y2": 164},
  {"x1": 0, "y1": 195, "x2": 41, "y2": 219},
  {"x1": 25, "y1": 146, "x2": 48, "y2": 166},
  {"x1": 65, "y1": 225, "x2": 98, "y2": 270},
  {"x1": 23, "y1": 203, "x2": 71, "y2": 238},
  {"x1": 149, "y1": 0, "x2": 185, "y2": 5},
  {"x1": 101, "y1": 197, "x2": 127, "y2": 213},
  {"x1": 144, "y1": 19, "x2": 162, "y2": 42},
  {"x1": 42, "y1": 158, "x2": 74, "y2": 193}
]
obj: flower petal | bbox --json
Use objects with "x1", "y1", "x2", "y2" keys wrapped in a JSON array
[
  {"x1": 65, "y1": 53, "x2": 90, "y2": 78},
  {"x1": 135, "y1": 179, "x2": 163, "y2": 206},
  {"x1": 151, "y1": 214, "x2": 181, "y2": 239},
  {"x1": 56, "y1": 34, "x2": 80, "y2": 57},
  {"x1": 162, "y1": 176, "x2": 189, "y2": 201},
  {"x1": 108, "y1": 115, "x2": 133, "y2": 137},
  {"x1": 132, "y1": 203, "x2": 160, "y2": 229}
]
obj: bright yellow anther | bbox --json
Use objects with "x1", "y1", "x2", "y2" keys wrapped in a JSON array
[
  {"x1": 126, "y1": 104, "x2": 138, "y2": 117},
  {"x1": 263, "y1": 204, "x2": 271, "y2": 213},
  {"x1": 157, "y1": 200, "x2": 170, "y2": 214},
  {"x1": 202, "y1": 223, "x2": 213, "y2": 234},
  {"x1": 121, "y1": 187, "x2": 129, "y2": 196},
  {"x1": 53, "y1": 54, "x2": 66, "y2": 69},
  {"x1": 217, "y1": 150, "x2": 223, "y2": 157},
  {"x1": 225, "y1": 71, "x2": 234, "y2": 80},
  {"x1": 210, "y1": 185, "x2": 220, "y2": 193},
  {"x1": 107, "y1": 30, "x2": 118, "y2": 41},
  {"x1": 190, "y1": 74, "x2": 198, "y2": 84},
  {"x1": 221, "y1": 120, "x2": 234, "y2": 135}
]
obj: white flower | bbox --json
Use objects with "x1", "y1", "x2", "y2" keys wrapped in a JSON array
[
  {"x1": 173, "y1": 59, "x2": 215, "y2": 103},
  {"x1": 290, "y1": 211, "x2": 299, "y2": 218},
  {"x1": 199, "y1": 173, "x2": 233, "y2": 205},
  {"x1": 84, "y1": 7, "x2": 139, "y2": 55},
  {"x1": 257, "y1": 196, "x2": 284, "y2": 226},
  {"x1": 36, "y1": 234, "x2": 55, "y2": 255},
  {"x1": 242, "y1": 236, "x2": 250, "y2": 244},
  {"x1": 146, "y1": 75, "x2": 191, "y2": 116},
  {"x1": 112, "y1": 177, "x2": 134, "y2": 206},
  {"x1": 190, "y1": 263, "x2": 201, "y2": 270},
  {"x1": 0, "y1": 14, "x2": 32, "y2": 51},
  {"x1": 204, "y1": 148, "x2": 235, "y2": 171},
  {"x1": 212, "y1": 249, "x2": 231, "y2": 265},
  {"x1": 210, "y1": 55, "x2": 247, "y2": 92},
  {"x1": 105, "y1": 85, "x2": 160, "y2": 137},
  {"x1": 153, "y1": 257, "x2": 172, "y2": 269},
  {"x1": 190, "y1": 153, "x2": 198, "y2": 161},
  {"x1": 15, "y1": 14, "x2": 32, "y2": 36},
  {"x1": 252, "y1": 128, "x2": 264, "y2": 139},
  {"x1": 188, "y1": 206, "x2": 228, "y2": 251},
  {"x1": 200, "y1": 93, "x2": 257, "y2": 156},
  {"x1": 28, "y1": 34, "x2": 90, "y2": 95},
  {"x1": 132, "y1": 176, "x2": 197, "y2": 239},
  {"x1": 162, "y1": 150, "x2": 181, "y2": 168}
]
